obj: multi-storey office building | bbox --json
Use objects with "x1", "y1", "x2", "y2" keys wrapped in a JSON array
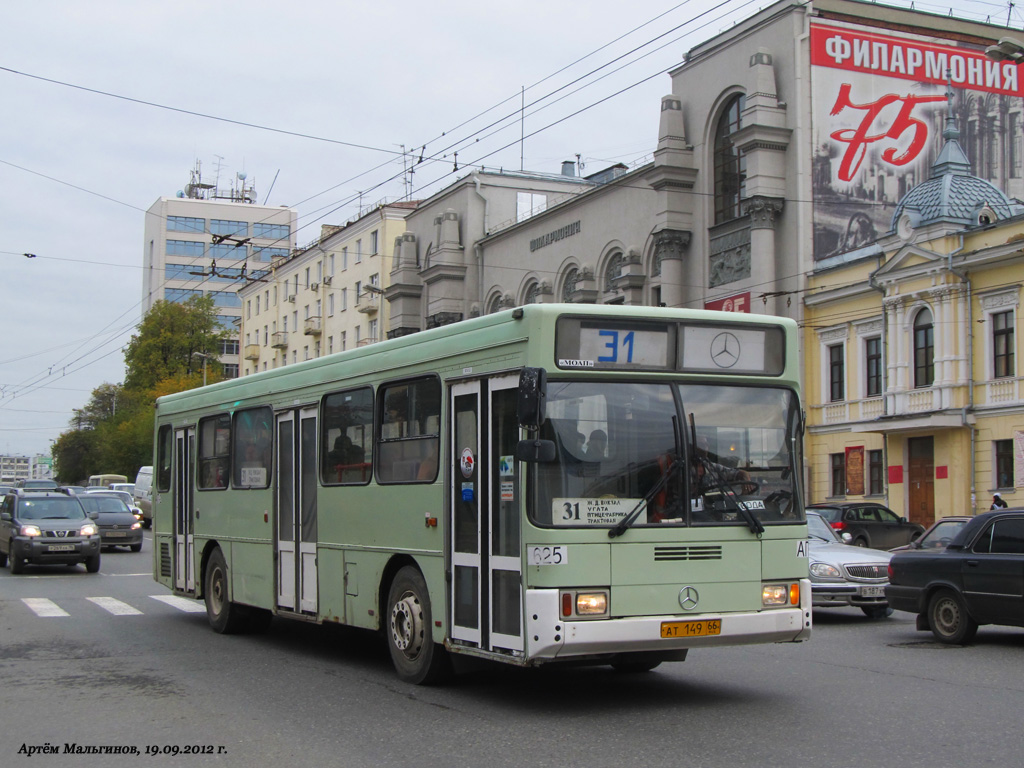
[{"x1": 142, "y1": 164, "x2": 297, "y2": 378}]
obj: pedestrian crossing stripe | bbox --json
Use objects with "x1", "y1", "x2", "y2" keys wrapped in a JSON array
[{"x1": 20, "y1": 595, "x2": 207, "y2": 617}]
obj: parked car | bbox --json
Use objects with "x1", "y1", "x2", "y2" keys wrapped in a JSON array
[
  {"x1": 886, "y1": 509, "x2": 1024, "y2": 644},
  {"x1": 889, "y1": 516, "x2": 972, "y2": 552},
  {"x1": 807, "y1": 512, "x2": 893, "y2": 618},
  {"x1": 0, "y1": 490, "x2": 101, "y2": 573},
  {"x1": 75, "y1": 493, "x2": 143, "y2": 552},
  {"x1": 807, "y1": 502, "x2": 925, "y2": 549},
  {"x1": 133, "y1": 466, "x2": 153, "y2": 528},
  {"x1": 15, "y1": 479, "x2": 59, "y2": 490}
]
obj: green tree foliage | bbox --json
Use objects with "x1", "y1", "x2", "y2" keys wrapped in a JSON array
[
  {"x1": 53, "y1": 297, "x2": 227, "y2": 482},
  {"x1": 123, "y1": 296, "x2": 228, "y2": 391}
]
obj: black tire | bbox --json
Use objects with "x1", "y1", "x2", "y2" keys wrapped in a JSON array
[
  {"x1": 204, "y1": 548, "x2": 248, "y2": 634},
  {"x1": 0, "y1": 548, "x2": 7, "y2": 568},
  {"x1": 10, "y1": 551, "x2": 25, "y2": 574},
  {"x1": 861, "y1": 605, "x2": 894, "y2": 619},
  {"x1": 927, "y1": 589, "x2": 978, "y2": 644},
  {"x1": 85, "y1": 553, "x2": 101, "y2": 573},
  {"x1": 386, "y1": 566, "x2": 451, "y2": 685},
  {"x1": 130, "y1": 542, "x2": 143, "y2": 553},
  {"x1": 852, "y1": 538, "x2": 868, "y2": 548}
]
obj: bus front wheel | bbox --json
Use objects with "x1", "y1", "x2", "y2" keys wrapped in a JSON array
[
  {"x1": 205, "y1": 548, "x2": 247, "y2": 634},
  {"x1": 386, "y1": 566, "x2": 450, "y2": 685}
]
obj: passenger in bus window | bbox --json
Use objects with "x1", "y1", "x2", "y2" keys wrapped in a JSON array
[
  {"x1": 584, "y1": 430, "x2": 607, "y2": 461},
  {"x1": 691, "y1": 437, "x2": 757, "y2": 498}
]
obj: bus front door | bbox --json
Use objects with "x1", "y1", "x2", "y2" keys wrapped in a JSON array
[
  {"x1": 275, "y1": 407, "x2": 319, "y2": 614},
  {"x1": 450, "y1": 376, "x2": 524, "y2": 654},
  {"x1": 173, "y1": 427, "x2": 195, "y2": 594}
]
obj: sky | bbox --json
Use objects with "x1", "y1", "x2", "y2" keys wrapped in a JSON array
[{"x1": 0, "y1": 0, "x2": 1004, "y2": 458}]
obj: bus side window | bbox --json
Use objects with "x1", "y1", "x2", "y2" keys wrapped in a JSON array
[
  {"x1": 232, "y1": 406, "x2": 273, "y2": 489},
  {"x1": 157, "y1": 424, "x2": 173, "y2": 492},
  {"x1": 197, "y1": 414, "x2": 231, "y2": 490},
  {"x1": 378, "y1": 377, "x2": 440, "y2": 484},
  {"x1": 321, "y1": 387, "x2": 373, "y2": 485}
]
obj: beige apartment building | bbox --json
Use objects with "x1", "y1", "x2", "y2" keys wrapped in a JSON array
[{"x1": 238, "y1": 202, "x2": 416, "y2": 374}]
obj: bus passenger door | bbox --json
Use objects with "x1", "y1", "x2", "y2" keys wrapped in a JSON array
[
  {"x1": 450, "y1": 376, "x2": 524, "y2": 653},
  {"x1": 173, "y1": 426, "x2": 195, "y2": 594},
  {"x1": 275, "y1": 407, "x2": 319, "y2": 614}
]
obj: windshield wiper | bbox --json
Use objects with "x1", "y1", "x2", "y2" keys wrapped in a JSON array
[{"x1": 608, "y1": 453, "x2": 681, "y2": 539}]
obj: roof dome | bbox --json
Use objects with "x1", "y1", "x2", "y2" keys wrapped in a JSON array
[{"x1": 891, "y1": 112, "x2": 1023, "y2": 234}]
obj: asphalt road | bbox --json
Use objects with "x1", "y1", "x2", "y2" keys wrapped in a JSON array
[{"x1": 1, "y1": 535, "x2": 1021, "y2": 768}]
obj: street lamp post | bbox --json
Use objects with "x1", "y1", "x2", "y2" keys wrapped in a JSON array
[
  {"x1": 985, "y1": 36, "x2": 1024, "y2": 63},
  {"x1": 192, "y1": 352, "x2": 211, "y2": 387}
]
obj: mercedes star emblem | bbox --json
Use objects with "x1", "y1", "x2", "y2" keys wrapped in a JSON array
[
  {"x1": 678, "y1": 586, "x2": 699, "y2": 611},
  {"x1": 710, "y1": 331, "x2": 741, "y2": 368}
]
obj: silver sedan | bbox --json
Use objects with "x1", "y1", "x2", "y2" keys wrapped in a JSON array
[{"x1": 807, "y1": 511, "x2": 893, "y2": 619}]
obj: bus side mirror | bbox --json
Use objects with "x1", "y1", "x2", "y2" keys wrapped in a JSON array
[
  {"x1": 518, "y1": 367, "x2": 547, "y2": 428},
  {"x1": 516, "y1": 438, "x2": 557, "y2": 463}
]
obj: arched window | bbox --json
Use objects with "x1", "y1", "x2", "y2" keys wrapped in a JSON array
[
  {"x1": 604, "y1": 253, "x2": 623, "y2": 293},
  {"x1": 714, "y1": 94, "x2": 746, "y2": 224},
  {"x1": 525, "y1": 282, "x2": 540, "y2": 304},
  {"x1": 913, "y1": 308, "x2": 934, "y2": 388},
  {"x1": 562, "y1": 268, "x2": 579, "y2": 302}
]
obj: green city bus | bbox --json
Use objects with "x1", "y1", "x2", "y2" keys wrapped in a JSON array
[{"x1": 152, "y1": 304, "x2": 811, "y2": 683}]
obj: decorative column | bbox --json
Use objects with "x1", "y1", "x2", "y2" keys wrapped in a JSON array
[
  {"x1": 740, "y1": 195, "x2": 784, "y2": 313},
  {"x1": 652, "y1": 230, "x2": 690, "y2": 308}
]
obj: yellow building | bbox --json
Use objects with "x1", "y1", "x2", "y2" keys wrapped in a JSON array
[{"x1": 804, "y1": 112, "x2": 1024, "y2": 525}]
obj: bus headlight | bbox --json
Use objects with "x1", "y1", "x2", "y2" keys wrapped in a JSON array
[
  {"x1": 576, "y1": 592, "x2": 608, "y2": 616},
  {"x1": 762, "y1": 584, "x2": 790, "y2": 606},
  {"x1": 561, "y1": 590, "x2": 609, "y2": 618}
]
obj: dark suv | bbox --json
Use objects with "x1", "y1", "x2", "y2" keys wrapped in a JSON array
[
  {"x1": 808, "y1": 502, "x2": 925, "y2": 550},
  {"x1": 0, "y1": 490, "x2": 102, "y2": 573}
]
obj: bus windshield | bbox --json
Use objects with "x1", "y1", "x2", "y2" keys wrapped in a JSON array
[{"x1": 528, "y1": 381, "x2": 803, "y2": 529}]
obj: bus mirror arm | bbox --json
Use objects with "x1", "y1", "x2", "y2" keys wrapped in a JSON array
[{"x1": 516, "y1": 438, "x2": 557, "y2": 463}]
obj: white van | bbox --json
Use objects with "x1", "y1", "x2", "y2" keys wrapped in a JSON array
[{"x1": 134, "y1": 466, "x2": 153, "y2": 528}]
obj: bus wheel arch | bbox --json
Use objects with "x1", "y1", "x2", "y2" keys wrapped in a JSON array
[{"x1": 383, "y1": 562, "x2": 451, "y2": 685}]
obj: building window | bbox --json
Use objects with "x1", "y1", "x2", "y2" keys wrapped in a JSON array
[
  {"x1": 210, "y1": 220, "x2": 249, "y2": 237},
  {"x1": 328, "y1": 293, "x2": 335, "y2": 316},
  {"x1": 995, "y1": 439, "x2": 1014, "y2": 489},
  {"x1": 913, "y1": 308, "x2": 934, "y2": 388},
  {"x1": 356, "y1": 240, "x2": 362, "y2": 264},
  {"x1": 167, "y1": 216, "x2": 205, "y2": 233},
  {"x1": 993, "y1": 310, "x2": 1015, "y2": 379},
  {"x1": 1012, "y1": 113, "x2": 1022, "y2": 178},
  {"x1": 865, "y1": 336, "x2": 882, "y2": 397},
  {"x1": 868, "y1": 449, "x2": 884, "y2": 495},
  {"x1": 166, "y1": 288, "x2": 203, "y2": 304},
  {"x1": 370, "y1": 230, "x2": 379, "y2": 255},
  {"x1": 166, "y1": 240, "x2": 206, "y2": 258},
  {"x1": 342, "y1": 247, "x2": 348, "y2": 270},
  {"x1": 830, "y1": 453, "x2": 846, "y2": 497},
  {"x1": 223, "y1": 363, "x2": 239, "y2": 379},
  {"x1": 251, "y1": 246, "x2": 288, "y2": 262},
  {"x1": 210, "y1": 290, "x2": 241, "y2": 308},
  {"x1": 517, "y1": 192, "x2": 548, "y2": 222},
  {"x1": 164, "y1": 263, "x2": 193, "y2": 281},
  {"x1": 219, "y1": 339, "x2": 239, "y2": 356},
  {"x1": 829, "y1": 344, "x2": 845, "y2": 402},
  {"x1": 713, "y1": 94, "x2": 746, "y2": 224},
  {"x1": 253, "y1": 223, "x2": 290, "y2": 240}
]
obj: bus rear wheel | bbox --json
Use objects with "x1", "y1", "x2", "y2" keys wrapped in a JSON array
[
  {"x1": 386, "y1": 566, "x2": 450, "y2": 685},
  {"x1": 205, "y1": 548, "x2": 247, "y2": 634}
]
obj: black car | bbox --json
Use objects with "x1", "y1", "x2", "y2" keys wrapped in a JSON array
[
  {"x1": 807, "y1": 502, "x2": 925, "y2": 549},
  {"x1": 886, "y1": 509, "x2": 1024, "y2": 644},
  {"x1": 76, "y1": 492, "x2": 144, "y2": 552},
  {"x1": 0, "y1": 490, "x2": 102, "y2": 573}
]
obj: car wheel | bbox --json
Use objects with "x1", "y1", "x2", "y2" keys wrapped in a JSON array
[
  {"x1": 927, "y1": 589, "x2": 978, "y2": 644},
  {"x1": 386, "y1": 565, "x2": 451, "y2": 685},
  {"x1": 204, "y1": 547, "x2": 247, "y2": 634},
  {"x1": 130, "y1": 542, "x2": 143, "y2": 553},
  {"x1": 0, "y1": 548, "x2": 7, "y2": 568},
  {"x1": 852, "y1": 538, "x2": 868, "y2": 547},
  {"x1": 861, "y1": 605, "x2": 894, "y2": 619},
  {"x1": 10, "y1": 551, "x2": 25, "y2": 574},
  {"x1": 85, "y1": 553, "x2": 101, "y2": 573}
]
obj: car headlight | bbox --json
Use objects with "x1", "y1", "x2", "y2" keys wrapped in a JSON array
[
  {"x1": 810, "y1": 562, "x2": 842, "y2": 579},
  {"x1": 131, "y1": 522, "x2": 141, "y2": 530},
  {"x1": 19, "y1": 525, "x2": 42, "y2": 537},
  {"x1": 80, "y1": 524, "x2": 98, "y2": 536}
]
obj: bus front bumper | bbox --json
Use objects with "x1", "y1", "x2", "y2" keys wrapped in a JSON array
[{"x1": 524, "y1": 581, "x2": 812, "y2": 660}]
